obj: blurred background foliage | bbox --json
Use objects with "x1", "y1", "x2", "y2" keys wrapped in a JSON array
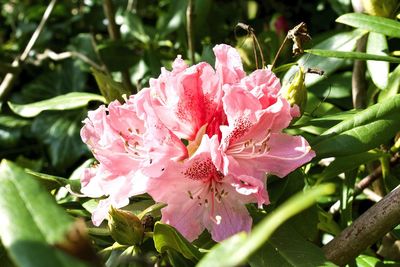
[{"x1": 1, "y1": 0, "x2": 400, "y2": 266}]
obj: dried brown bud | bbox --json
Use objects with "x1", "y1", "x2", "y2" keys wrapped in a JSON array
[{"x1": 288, "y1": 22, "x2": 311, "y2": 56}]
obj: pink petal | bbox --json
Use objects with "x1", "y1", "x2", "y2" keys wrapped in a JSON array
[
  {"x1": 213, "y1": 44, "x2": 245, "y2": 84},
  {"x1": 206, "y1": 196, "x2": 252, "y2": 242},
  {"x1": 240, "y1": 69, "x2": 281, "y2": 109},
  {"x1": 242, "y1": 133, "x2": 315, "y2": 178}
]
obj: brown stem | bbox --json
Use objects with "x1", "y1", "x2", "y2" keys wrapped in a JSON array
[
  {"x1": 323, "y1": 186, "x2": 400, "y2": 266},
  {"x1": 102, "y1": 0, "x2": 136, "y2": 94},
  {"x1": 0, "y1": 0, "x2": 57, "y2": 101},
  {"x1": 270, "y1": 36, "x2": 288, "y2": 70},
  {"x1": 186, "y1": 0, "x2": 195, "y2": 64},
  {"x1": 352, "y1": 34, "x2": 368, "y2": 109}
]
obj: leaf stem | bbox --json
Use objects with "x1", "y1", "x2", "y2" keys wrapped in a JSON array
[{"x1": 270, "y1": 36, "x2": 288, "y2": 70}]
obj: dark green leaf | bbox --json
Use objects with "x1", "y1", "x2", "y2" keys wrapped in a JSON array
[
  {"x1": 304, "y1": 49, "x2": 400, "y2": 63},
  {"x1": 249, "y1": 225, "x2": 335, "y2": 267},
  {"x1": 153, "y1": 222, "x2": 203, "y2": 261},
  {"x1": 312, "y1": 94, "x2": 400, "y2": 158},
  {"x1": 31, "y1": 110, "x2": 88, "y2": 169},
  {"x1": 15, "y1": 60, "x2": 86, "y2": 103},
  {"x1": 8, "y1": 92, "x2": 105, "y2": 118},
  {"x1": 336, "y1": 13, "x2": 400, "y2": 38},
  {"x1": 98, "y1": 42, "x2": 138, "y2": 72},
  {"x1": 317, "y1": 151, "x2": 385, "y2": 181},
  {"x1": 0, "y1": 160, "x2": 88, "y2": 267}
]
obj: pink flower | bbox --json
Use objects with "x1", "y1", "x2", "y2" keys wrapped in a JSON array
[
  {"x1": 81, "y1": 97, "x2": 187, "y2": 225},
  {"x1": 147, "y1": 135, "x2": 268, "y2": 242},
  {"x1": 219, "y1": 69, "x2": 315, "y2": 179},
  {"x1": 80, "y1": 43, "x2": 315, "y2": 241}
]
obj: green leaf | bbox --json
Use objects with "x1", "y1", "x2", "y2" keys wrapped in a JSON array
[
  {"x1": 378, "y1": 64, "x2": 400, "y2": 102},
  {"x1": 0, "y1": 160, "x2": 88, "y2": 267},
  {"x1": 197, "y1": 184, "x2": 335, "y2": 267},
  {"x1": 31, "y1": 110, "x2": 88, "y2": 169},
  {"x1": 282, "y1": 30, "x2": 364, "y2": 87},
  {"x1": 15, "y1": 60, "x2": 86, "y2": 103},
  {"x1": 24, "y1": 168, "x2": 81, "y2": 192},
  {"x1": 336, "y1": 13, "x2": 400, "y2": 38},
  {"x1": 304, "y1": 49, "x2": 400, "y2": 63},
  {"x1": 97, "y1": 41, "x2": 138, "y2": 72},
  {"x1": 312, "y1": 94, "x2": 400, "y2": 158},
  {"x1": 317, "y1": 151, "x2": 385, "y2": 182},
  {"x1": 249, "y1": 225, "x2": 336, "y2": 267},
  {"x1": 366, "y1": 32, "x2": 389, "y2": 89},
  {"x1": 153, "y1": 222, "x2": 203, "y2": 261},
  {"x1": 8, "y1": 92, "x2": 105, "y2": 118},
  {"x1": 92, "y1": 69, "x2": 131, "y2": 103}
]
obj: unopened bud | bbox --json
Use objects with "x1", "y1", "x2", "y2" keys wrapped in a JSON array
[
  {"x1": 362, "y1": 0, "x2": 398, "y2": 18},
  {"x1": 282, "y1": 66, "x2": 307, "y2": 114},
  {"x1": 108, "y1": 206, "x2": 144, "y2": 245}
]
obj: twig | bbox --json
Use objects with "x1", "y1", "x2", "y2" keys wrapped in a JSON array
[
  {"x1": 323, "y1": 186, "x2": 400, "y2": 266},
  {"x1": 33, "y1": 49, "x2": 105, "y2": 71},
  {"x1": 0, "y1": 0, "x2": 57, "y2": 101},
  {"x1": 102, "y1": 0, "x2": 136, "y2": 94},
  {"x1": 186, "y1": 0, "x2": 195, "y2": 64},
  {"x1": 352, "y1": 34, "x2": 368, "y2": 109}
]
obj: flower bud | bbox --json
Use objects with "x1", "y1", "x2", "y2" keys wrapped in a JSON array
[
  {"x1": 362, "y1": 0, "x2": 398, "y2": 18},
  {"x1": 108, "y1": 206, "x2": 144, "y2": 245},
  {"x1": 281, "y1": 66, "x2": 307, "y2": 114}
]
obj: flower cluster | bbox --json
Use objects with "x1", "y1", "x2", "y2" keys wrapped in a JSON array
[{"x1": 81, "y1": 44, "x2": 315, "y2": 242}]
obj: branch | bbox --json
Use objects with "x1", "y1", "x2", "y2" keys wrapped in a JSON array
[
  {"x1": 351, "y1": 33, "x2": 368, "y2": 109},
  {"x1": 33, "y1": 49, "x2": 105, "y2": 72},
  {"x1": 323, "y1": 186, "x2": 400, "y2": 266},
  {"x1": 186, "y1": 0, "x2": 195, "y2": 64},
  {"x1": 102, "y1": 0, "x2": 136, "y2": 94},
  {"x1": 0, "y1": 0, "x2": 57, "y2": 101}
]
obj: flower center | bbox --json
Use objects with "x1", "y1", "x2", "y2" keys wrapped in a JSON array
[{"x1": 227, "y1": 129, "x2": 271, "y2": 158}]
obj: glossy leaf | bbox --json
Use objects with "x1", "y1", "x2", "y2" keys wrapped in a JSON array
[
  {"x1": 31, "y1": 110, "x2": 88, "y2": 169},
  {"x1": 16, "y1": 60, "x2": 86, "y2": 103},
  {"x1": 304, "y1": 49, "x2": 400, "y2": 63},
  {"x1": 378, "y1": 64, "x2": 400, "y2": 102},
  {"x1": 8, "y1": 92, "x2": 105, "y2": 118},
  {"x1": 317, "y1": 151, "x2": 385, "y2": 182},
  {"x1": 366, "y1": 32, "x2": 389, "y2": 89},
  {"x1": 24, "y1": 169, "x2": 81, "y2": 192},
  {"x1": 282, "y1": 30, "x2": 364, "y2": 87},
  {"x1": 312, "y1": 94, "x2": 400, "y2": 158},
  {"x1": 153, "y1": 222, "x2": 203, "y2": 261},
  {"x1": 336, "y1": 13, "x2": 400, "y2": 38},
  {"x1": 0, "y1": 160, "x2": 87, "y2": 267},
  {"x1": 197, "y1": 184, "x2": 335, "y2": 267}
]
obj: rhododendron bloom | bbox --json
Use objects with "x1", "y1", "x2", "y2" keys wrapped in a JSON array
[
  {"x1": 80, "y1": 43, "x2": 315, "y2": 242},
  {"x1": 219, "y1": 69, "x2": 315, "y2": 179},
  {"x1": 147, "y1": 135, "x2": 268, "y2": 242},
  {"x1": 81, "y1": 97, "x2": 186, "y2": 225}
]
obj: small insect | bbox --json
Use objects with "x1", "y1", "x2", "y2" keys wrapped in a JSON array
[{"x1": 306, "y1": 67, "x2": 325, "y2": 76}]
